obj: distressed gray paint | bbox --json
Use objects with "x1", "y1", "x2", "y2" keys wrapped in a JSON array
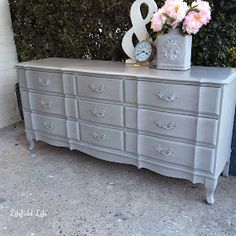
[{"x1": 17, "y1": 58, "x2": 236, "y2": 204}]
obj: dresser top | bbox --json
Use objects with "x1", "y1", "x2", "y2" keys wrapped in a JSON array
[{"x1": 16, "y1": 57, "x2": 236, "y2": 85}]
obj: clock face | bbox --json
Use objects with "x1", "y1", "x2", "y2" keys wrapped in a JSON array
[{"x1": 134, "y1": 41, "x2": 153, "y2": 62}]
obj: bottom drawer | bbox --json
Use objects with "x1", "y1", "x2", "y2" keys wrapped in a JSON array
[
  {"x1": 32, "y1": 113, "x2": 79, "y2": 140},
  {"x1": 80, "y1": 124, "x2": 123, "y2": 151},
  {"x1": 139, "y1": 135, "x2": 215, "y2": 173}
]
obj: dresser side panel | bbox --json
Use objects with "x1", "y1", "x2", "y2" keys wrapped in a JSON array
[
  {"x1": 216, "y1": 80, "x2": 236, "y2": 175},
  {"x1": 20, "y1": 90, "x2": 30, "y2": 109},
  {"x1": 23, "y1": 110, "x2": 33, "y2": 130},
  {"x1": 17, "y1": 69, "x2": 27, "y2": 89}
]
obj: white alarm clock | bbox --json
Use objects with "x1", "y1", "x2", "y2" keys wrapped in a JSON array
[{"x1": 134, "y1": 40, "x2": 155, "y2": 63}]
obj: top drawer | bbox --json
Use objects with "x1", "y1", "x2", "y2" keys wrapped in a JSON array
[
  {"x1": 125, "y1": 80, "x2": 221, "y2": 116},
  {"x1": 26, "y1": 70, "x2": 63, "y2": 94},
  {"x1": 77, "y1": 75, "x2": 123, "y2": 102}
]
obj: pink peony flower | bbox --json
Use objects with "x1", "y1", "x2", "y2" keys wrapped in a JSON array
[
  {"x1": 151, "y1": 0, "x2": 211, "y2": 35},
  {"x1": 162, "y1": 0, "x2": 189, "y2": 28},
  {"x1": 183, "y1": 12, "x2": 203, "y2": 34},
  {"x1": 191, "y1": 0, "x2": 211, "y2": 25},
  {"x1": 151, "y1": 9, "x2": 167, "y2": 32},
  {"x1": 183, "y1": 0, "x2": 211, "y2": 34}
]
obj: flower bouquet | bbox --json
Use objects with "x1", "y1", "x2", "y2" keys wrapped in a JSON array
[{"x1": 150, "y1": 0, "x2": 211, "y2": 70}]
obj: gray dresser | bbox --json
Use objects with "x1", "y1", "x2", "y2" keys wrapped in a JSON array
[{"x1": 17, "y1": 58, "x2": 236, "y2": 204}]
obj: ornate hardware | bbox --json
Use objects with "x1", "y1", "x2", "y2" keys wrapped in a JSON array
[
  {"x1": 154, "y1": 145, "x2": 174, "y2": 157},
  {"x1": 155, "y1": 92, "x2": 180, "y2": 103},
  {"x1": 41, "y1": 100, "x2": 52, "y2": 110},
  {"x1": 89, "y1": 84, "x2": 105, "y2": 93},
  {"x1": 155, "y1": 120, "x2": 176, "y2": 130},
  {"x1": 90, "y1": 110, "x2": 108, "y2": 118},
  {"x1": 91, "y1": 132, "x2": 107, "y2": 141},
  {"x1": 43, "y1": 121, "x2": 55, "y2": 130},
  {"x1": 38, "y1": 77, "x2": 50, "y2": 86}
]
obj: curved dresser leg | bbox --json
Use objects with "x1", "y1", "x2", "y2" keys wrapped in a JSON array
[
  {"x1": 205, "y1": 178, "x2": 218, "y2": 205},
  {"x1": 222, "y1": 160, "x2": 230, "y2": 177},
  {"x1": 26, "y1": 132, "x2": 36, "y2": 151}
]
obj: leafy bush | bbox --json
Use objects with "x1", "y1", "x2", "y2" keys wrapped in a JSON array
[
  {"x1": 9, "y1": 0, "x2": 236, "y2": 67},
  {"x1": 191, "y1": 0, "x2": 236, "y2": 67}
]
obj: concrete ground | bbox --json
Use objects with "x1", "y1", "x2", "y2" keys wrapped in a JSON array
[{"x1": 0, "y1": 122, "x2": 236, "y2": 236}]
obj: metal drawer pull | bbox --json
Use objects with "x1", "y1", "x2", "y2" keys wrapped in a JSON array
[
  {"x1": 155, "y1": 120, "x2": 176, "y2": 130},
  {"x1": 91, "y1": 132, "x2": 107, "y2": 141},
  {"x1": 154, "y1": 145, "x2": 174, "y2": 157},
  {"x1": 41, "y1": 100, "x2": 52, "y2": 110},
  {"x1": 155, "y1": 92, "x2": 179, "y2": 102},
  {"x1": 43, "y1": 121, "x2": 55, "y2": 130},
  {"x1": 38, "y1": 77, "x2": 50, "y2": 86},
  {"x1": 90, "y1": 110, "x2": 108, "y2": 118},
  {"x1": 89, "y1": 84, "x2": 105, "y2": 93}
]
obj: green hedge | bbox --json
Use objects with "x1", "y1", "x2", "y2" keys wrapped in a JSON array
[{"x1": 9, "y1": 0, "x2": 236, "y2": 67}]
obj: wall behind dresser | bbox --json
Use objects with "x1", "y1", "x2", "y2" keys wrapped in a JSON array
[{"x1": 0, "y1": 0, "x2": 20, "y2": 128}]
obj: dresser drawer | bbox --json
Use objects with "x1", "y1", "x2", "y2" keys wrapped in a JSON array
[
  {"x1": 26, "y1": 70, "x2": 63, "y2": 93},
  {"x1": 79, "y1": 100, "x2": 123, "y2": 127},
  {"x1": 32, "y1": 114, "x2": 67, "y2": 137},
  {"x1": 80, "y1": 124, "x2": 123, "y2": 150},
  {"x1": 125, "y1": 108, "x2": 218, "y2": 145},
  {"x1": 77, "y1": 75, "x2": 123, "y2": 102},
  {"x1": 24, "y1": 92, "x2": 77, "y2": 118},
  {"x1": 139, "y1": 135, "x2": 215, "y2": 173},
  {"x1": 125, "y1": 81, "x2": 221, "y2": 116},
  {"x1": 29, "y1": 93, "x2": 65, "y2": 116}
]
